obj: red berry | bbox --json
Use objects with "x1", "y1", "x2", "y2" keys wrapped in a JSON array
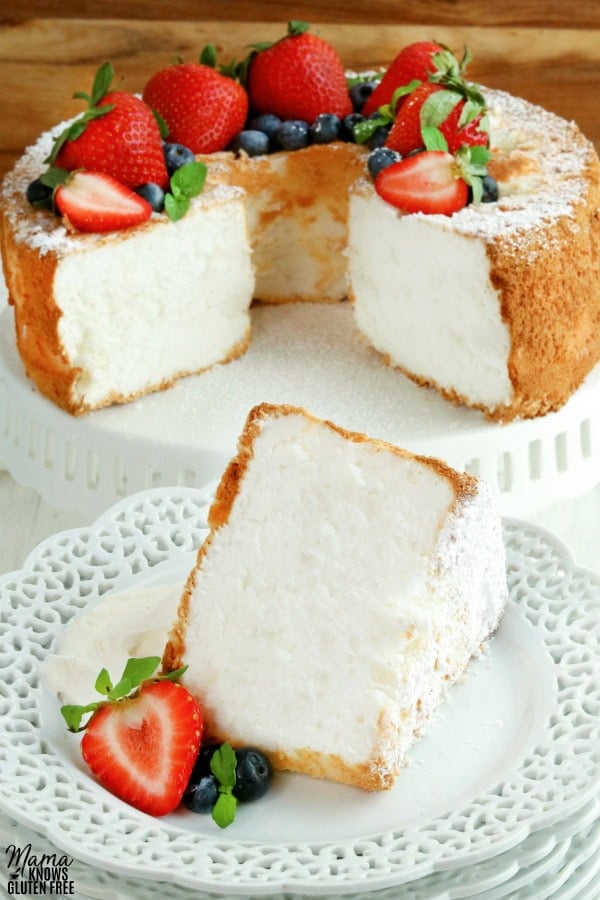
[
  {"x1": 247, "y1": 25, "x2": 352, "y2": 122},
  {"x1": 440, "y1": 104, "x2": 489, "y2": 153},
  {"x1": 143, "y1": 63, "x2": 248, "y2": 154},
  {"x1": 56, "y1": 91, "x2": 169, "y2": 190},
  {"x1": 81, "y1": 680, "x2": 203, "y2": 817},
  {"x1": 55, "y1": 171, "x2": 153, "y2": 233},
  {"x1": 385, "y1": 82, "x2": 443, "y2": 156},
  {"x1": 362, "y1": 41, "x2": 444, "y2": 116},
  {"x1": 374, "y1": 151, "x2": 468, "y2": 216}
]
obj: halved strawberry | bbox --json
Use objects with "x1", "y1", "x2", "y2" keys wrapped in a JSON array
[
  {"x1": 362, "y1": 41, "x2": 444, "y2": 117},
  {"x1": 79, "y1": 679, "x2": 202, "y2": 816},
  {"x1": 55, "y1": 171, "x2": 153, "y2": 233},
  {"x1": 80, "y1": 679, "x2": 202, "y2": 817},
  {"x1": 62, "y1": 659, "x2": 204, "y2": 817},
  {"x1": 375, "y1": 151, "x2": 468, "y2": 216}
]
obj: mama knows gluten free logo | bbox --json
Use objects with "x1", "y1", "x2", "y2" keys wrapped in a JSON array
[{"x1": 4, "y1": 843, "x2": 75, "y2": 895}]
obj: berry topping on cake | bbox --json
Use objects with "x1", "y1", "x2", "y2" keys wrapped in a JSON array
[
  {"x1": 55, "y1": 171, "x2": 153, "y2": 233},
  {"x1": 48, "y1": 63, "x2": 169, "y2": 190},
  {"x1": 356, "y1": 46, "x2": 489, "y2": 159},
  {"x1": 61, "y1": 657, "x2": 203, "y2": 817},
  {"x1": 374, "y1": 150, "x2": 469, "y2": 216},
  {"x1": 246, "y1": 21, "x2": 352, "y2": 122},
  {"x1": 362, "y1": 40, "x2": 444, "y2": 115},
  {"x1": 143, "y1": 48, "x2": 249, "y2": 154}
]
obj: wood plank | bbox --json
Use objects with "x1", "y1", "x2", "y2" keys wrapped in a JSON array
[
  {"x1": 0, "y1": 18, "x2": 599, "y2": 175},
  {"x1": 2, "y1": 1, "x2": 600, "y2": 28}
]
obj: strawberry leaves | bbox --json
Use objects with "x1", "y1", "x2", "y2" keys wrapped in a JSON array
[
  {"x1": 61, "y1": 656, "x2": 188, "y2": 732},
  {"x1": 45, "y1": 63, "x2": 117, "y2": 166}
]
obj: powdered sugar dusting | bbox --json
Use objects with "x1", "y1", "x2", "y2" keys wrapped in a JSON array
[
  {"x1": 416, "y1": 88, "x2": 595, "y2": 255},
  {"x1": 0, "y1": 119, "x2": 244, "y2": 257},
  {"x1": 2, "y1": 86, "x2": 596, "y2": 261}
]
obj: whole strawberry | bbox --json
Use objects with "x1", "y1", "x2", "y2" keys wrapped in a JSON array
[
  {"x1": 247, "y1": 21, "x2": 352, "y2": 122},
  {"x1": 62, "y1": 656, "x2": 203, "y2": 817},
  {"x1": 49, "y1": 63, "x2": 169, "y2": 190},
  {"x1": 143, "y1": 53, "x2": 248, "y2": 154},
  {"x1": 362, "y1": 41, "x2": 444, "y2": 116}
]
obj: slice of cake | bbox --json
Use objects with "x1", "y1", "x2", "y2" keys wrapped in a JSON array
[
  {"x1": 0, "y1": 125, "x2": 255, "y2": 415},
  {"x1": 163, "y1": 403, "x2": 508, "y2": 791},
  {"x1": 348, "y1": 88, "x2": 600, "y2": 421}
]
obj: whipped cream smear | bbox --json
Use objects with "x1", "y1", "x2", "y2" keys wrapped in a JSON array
[{"x1": 44, "y1": 583, "x2": 184, "y2": 706}]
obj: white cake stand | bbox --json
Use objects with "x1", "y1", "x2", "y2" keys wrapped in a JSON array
[{"x1": 1, "y1": 302, "x2": 599, "y2": 518}]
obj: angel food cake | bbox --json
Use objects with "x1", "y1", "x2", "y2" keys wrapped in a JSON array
[
  {"x1": 1, "y1": 31, "x2": 599, "y2": 420},
  {"x1": 164, "y1": 403, "x2": 508, "y2": 791}
]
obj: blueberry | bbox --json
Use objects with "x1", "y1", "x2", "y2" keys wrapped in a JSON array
[
  {"x1": 367, "y1": 147, "x2": 402, "y2": 179},
  {"x1": 481, "y1": 174, "x2": 499, "y2": 203},
  {"x1": 163, "y1": 142, "x2": 196, "y2": 175},
  {"x1": 230, "y1": 129, "x2": 270, "y2": 157},
  {"x1": 250, "y1": 114, "x2": 283, "y2": 142},
  {"x1": 340, "y1": 113, "x2": 365, "y2": 143},
  {"x1": 233, "y1": 747, "x2": 273, "y2": 803},
  {"x1": 350, "y1": 81, "x2": 377, "y2": 112},
  {"x1": 26, "y1": 178, "x2": 53, "y2": 210},
  {"x1": 134, "y1": 182, "x2": 165, "y2": 212},
  {"x1": 275, "y1": 120, "x2": 310, "y2": 151},
  {"x1": 191, "y1": 741, "x2": 222, "y2": 778},
  {"x1": 310, "y1": 113, "x2": 341, "y2": 144},
  {"x1": 367, "y1": 124, "x2": 391, "y2": 150},
  {"x1": 182, "y1": 773, "x2": 219, "y2": 813}
]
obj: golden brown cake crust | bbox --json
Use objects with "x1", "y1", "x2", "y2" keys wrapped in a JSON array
[{"x1": 0, "y1": 182, "x2": 251, "y2": 415}]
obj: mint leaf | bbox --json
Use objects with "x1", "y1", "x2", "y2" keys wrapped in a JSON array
[
  {"x1": 353, "y1": 115, "x2": 388, "y2": 144},
  {"x1": 40, "y1": 167, "x2": 69, "y2": 188},
  {"x1": 469, "y1": 145, "x2": 491, "y2": 166},
  {"x1": 210, "y1": 742, "x2": 237, "y2": 789},
  {"x1": 61, "y1": 702, "x2": 101, "y2": 733},
  {"x1": 164, "y1": 162, "x2": 207, "y2": 220},
  {"x1": 95, "y1": 668, "x2": 113, "y2": 695},
  {"x1": 200, "y1": 44, "x2": 217, "y2": 68},
  {"x1": 420, "y1": 89, "x2": 462, "y2": 129},
  {"x1": 164, "y1": 194, "x2": 190, "y2": 221},
  {"x1": 171, "y1": 161, "x2": 207, "y2": 199},
  {"x1": 212, "y1": 790, "x2": 237, "y2": 828},
  {"x1": 422, "y1": 126, "x2": 448, "y2": 152}
]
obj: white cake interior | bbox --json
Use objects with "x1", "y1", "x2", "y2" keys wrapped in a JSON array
[
  {"x1": 348, "y1": 192, "x2": 513, "y2": 410},
  {"x1": 54, "y1": 191, "x2": 254, "y2": 407},
  {"x1": 178, "y1": 407, "x2": 507, "y2": 787}
]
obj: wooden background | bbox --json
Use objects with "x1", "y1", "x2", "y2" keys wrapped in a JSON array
[{"x1": 1, "y1": 1, "x2": 599, "y2": 178}]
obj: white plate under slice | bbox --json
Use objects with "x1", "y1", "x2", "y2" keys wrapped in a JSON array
[
  {"x1": 1, "y1": 303, "x2": 600, "y2": 519},
  {"x1": 0, "y1": 488, "x2": 599, "y2": 896}
]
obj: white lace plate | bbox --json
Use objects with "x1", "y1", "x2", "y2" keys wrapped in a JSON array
[{"x1": 0, "y1": 487, "x2": 599, "y2": 895}]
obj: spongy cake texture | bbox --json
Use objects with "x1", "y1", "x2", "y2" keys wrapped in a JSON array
[{"x1": 164, "y1": 404, "x2": 508, "y2": 790}]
